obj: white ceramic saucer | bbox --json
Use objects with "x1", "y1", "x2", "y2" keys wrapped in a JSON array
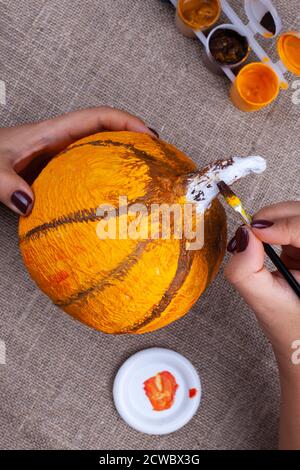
[{"x1": 113, "y1": 347, "x2": 201, "y2": 435}]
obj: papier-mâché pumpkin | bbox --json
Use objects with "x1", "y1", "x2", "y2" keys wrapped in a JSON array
[{"x1": 19, "y1": 132, "x2": 265, "y2": 334}]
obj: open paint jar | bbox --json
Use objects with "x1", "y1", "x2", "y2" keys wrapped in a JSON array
[
  {"x1": 277, "y1": 32, "x2": 300, "y2": 77},
  {"x1": 206, "y1": 24, "x2": 250, "y2": 69},
  {"x1": 245, "y1": 0, "x2": 282, "y2": 38},
  {"x1": 230, "y1": 62, "x2": 279, "y2": 112},
  {"x1": 176, "y1": 0, "x2": 221, "y2": 37}
]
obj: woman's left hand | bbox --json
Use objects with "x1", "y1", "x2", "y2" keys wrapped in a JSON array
[{"x1": 0, "y1": 107, "x2": 157, "y2": 215}]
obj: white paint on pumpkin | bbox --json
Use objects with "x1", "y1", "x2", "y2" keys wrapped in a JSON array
[{"x1": 186, "y1": 156, "x2": 267, "y2": 213}]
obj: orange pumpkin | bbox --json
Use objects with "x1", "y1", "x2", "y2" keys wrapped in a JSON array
[{"x1": 19, "y1": 131, "x2": 228, "y2": 334}]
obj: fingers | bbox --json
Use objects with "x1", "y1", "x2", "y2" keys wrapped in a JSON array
[
  {"x1": 0, "y1": 162, "x2": 34, "y2": 215},
  {"x1": 225, "y1": 226, "x2": 272, "y2": 304},
  {"x1": 37, "y1": 106, "x2": 157, "y2": 155},
  {"x1": 1, "y1": 107, "x2": 158, "y2": 173},
  {"x1": 0, "y1": 107, "x2": 157, "y2": 215},
  {"x1": 224, "y1": 226, "x2": 298, "y2": 320},
  {"x1": 251, "y1": 216, "x2": 300, "y2": 248},
  {"x1": 254, "y1": 201, "x2": 300, "y2": 221},
  {"x1": 252, "y1": 202, "x2": 300, "y2": 269}
]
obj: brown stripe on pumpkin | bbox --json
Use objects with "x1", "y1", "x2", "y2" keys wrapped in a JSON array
[
  {"x1": 61, "y1": 139, "x2": 166, "y2": 170},
  {"x1": 115, "y1": 238, "x2": 195, "y2": 334},
  {"x1": 55, "y1": 240, "x2": 150, "y2": 308},
  {"x1": 52, "y1": 205, "x2": 187, "y2": 309},
  {"x1": 19, "y1": 207, "x2": 102, "y2": 242},
  {"x1": 60, "y1": 138, "x2": 187, "y2": 179},
  {"x1": 202, "y1": 201, "x2": 227, "y2": 287},
  {"x1": 153, "y1": 138, "x2": 196, "y2": 174},
  {"x1": 19, "y1": 180, "x2": 177, "y2": 243},
  {"x1": 20, "y1": 139, "x2": 182, "y2": 242}
]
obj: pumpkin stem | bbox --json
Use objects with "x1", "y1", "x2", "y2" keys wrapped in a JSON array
[{"x1": 183, "y1": 156, "x2": 266, "y2": 213}]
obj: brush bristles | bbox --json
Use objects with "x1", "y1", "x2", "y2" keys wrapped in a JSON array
[
  {"x1": 217, "y1": 181, "x2": 241, "y2": 208},
  {"x1": 217, "y1": 180, "x2": 252, "y2": 224},
  {"x1": 217, "y1": 181, "x2": 235, "y2": 199}
]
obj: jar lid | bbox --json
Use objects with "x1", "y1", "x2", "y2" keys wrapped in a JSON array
[
  {"x1": 113, "y1": 348, "x2": 202, "y2": 435},
  {"x1": 244, "y1": 0, "x2": 282, "y2": 38},
  {"x1": 277, "y1": 32, "x2": 300, "y2": 76}
]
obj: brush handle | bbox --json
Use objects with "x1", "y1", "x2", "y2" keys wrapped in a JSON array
[{"x1": 263, "y1": 243, "x2": 300, "y2": 299}]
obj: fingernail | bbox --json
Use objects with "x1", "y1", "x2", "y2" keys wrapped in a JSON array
[
  {"x1": 251, "y1": 219, "x2": 274, "y2": 229},
  {"x1": 227, "y1": 236, "x2": 237, "y2": 253},
  {"x1": 148, "y1": 127, "x2": 159, "y2": 138},
  {"x1": 235, "y1": 226, "x2": 249, "y2": 253},
  {"x1": 11, "y1": 191, "x2": 33, "y2": 215}
]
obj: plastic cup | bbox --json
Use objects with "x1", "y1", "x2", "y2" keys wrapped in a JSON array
[
  {"x1": 230, "y1": 62, "x2": 280, "y2": 112},
  {"x1": 206, "y1": 24, "x2": 250, "y2": 71},
  {"x1": 176, "y1": 0, "x2": 221, "y2": 37},
  {"x1": 175, "y1": 8, "x2": 197, "y2": 38},
  {"x1": 245, "y1": 0, "x2": 282, "y2": 38},
  {"x1": 277, "y1": 32, "x2": 300, "y2": 77}
]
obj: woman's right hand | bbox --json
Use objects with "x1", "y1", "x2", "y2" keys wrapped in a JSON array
[
  {"x1": 224, "y1": 201, "x2": 300, "y2": 450},
  {"x1": 225, "y1": 201, "x2": 300, "y2": 375}
]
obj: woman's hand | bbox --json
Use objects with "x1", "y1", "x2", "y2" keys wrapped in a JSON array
[
  {"x1": 225, "y1": 201, "x2": 300, "y2": 370},
  {"x1": 0, "y1": 107, "x2": 157, "y2": 215},
  {"x1": 225, "y1": 201, "x2": 300, "y2": 449}
]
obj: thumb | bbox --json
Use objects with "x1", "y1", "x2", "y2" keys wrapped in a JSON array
[
  {"x1": 224, "y1": 225, "x2": 281, "y2": 317},
  {"x1": 0, "y1": 162, "x2": 34, "y2": 215}
]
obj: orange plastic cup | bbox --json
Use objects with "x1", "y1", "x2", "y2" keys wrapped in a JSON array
[
  {"x1": 277, "y1": 32, "x2": 300, "y2": 77},
  {"x1": 230, "y1": 62, "x2": 280, "y2": 112},
  {"x1": 177, "y1": 0, "x2": 221, "y2": 32}
]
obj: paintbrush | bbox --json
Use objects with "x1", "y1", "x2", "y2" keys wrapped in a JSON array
[{"x1": 217, "y1": 180, "x2": 300, "y2": 299}]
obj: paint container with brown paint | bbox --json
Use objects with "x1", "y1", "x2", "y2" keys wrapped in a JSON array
[{"x1": 206, "y1": 25, "x2": 250, "y2": 71}]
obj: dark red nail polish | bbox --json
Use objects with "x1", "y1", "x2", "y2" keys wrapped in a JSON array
[
  {"x1": 251, "y1": 219, "x2": 274, "y2": 229},
  {"x1": 148, "y1": 127, "x2": 159, "y2": 138},
  {"x1": 11, "y1": 191, "x2": 33, "y2": 214},
  {"x1": 235, "y1": 226, "x2": 249, "y2": 253},
  {"x1": 227, "y1": 236, "x2": 237, "y2": 253}
]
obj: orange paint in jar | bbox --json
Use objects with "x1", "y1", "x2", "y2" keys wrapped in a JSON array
[
  {"x1": 230, "y1": 62, "x2": 279, "y2": 112},
  {"x1": 177, "y1": 0, "x2": 221, "y2": 32}
]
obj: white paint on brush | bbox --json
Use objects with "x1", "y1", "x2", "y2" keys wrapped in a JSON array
[{"x1": 186, "y1": 156, "x2": 266, "y2": 213}]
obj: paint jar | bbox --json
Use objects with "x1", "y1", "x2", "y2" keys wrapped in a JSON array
[
  {"x1": 175, "y1": 0, "x2": 221, "y2": 38},
  {"x1": 244, "y1": 0, "x2": 281, "y2": 38},
  {"x1": 277, "y1": 32, "x2": 300, "y2": 77},
  {"x1": 230, "y1": 62, "x2": 280, "y2": 112},
  {"x1": 206, "y1": 24, "x2": 250, "y2": 70}
]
